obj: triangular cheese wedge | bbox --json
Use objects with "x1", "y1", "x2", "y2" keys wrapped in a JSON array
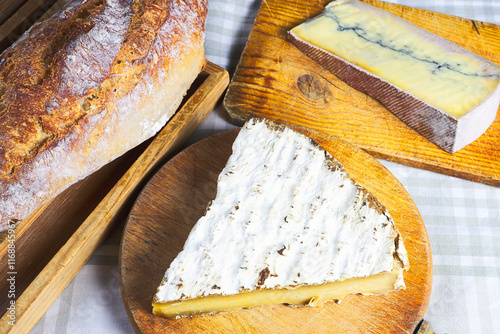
[{"x1": 152, "y1": 118, "x2": 409, "y2": 319}]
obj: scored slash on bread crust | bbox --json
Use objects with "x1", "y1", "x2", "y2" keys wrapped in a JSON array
[{"x1": 0, "y1": 0, "x2": 207, "y2": 230}]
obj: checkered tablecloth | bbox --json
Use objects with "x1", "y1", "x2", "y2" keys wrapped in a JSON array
[{"x1": 31, "y1": 1, "x2": 500, "y2": 333}]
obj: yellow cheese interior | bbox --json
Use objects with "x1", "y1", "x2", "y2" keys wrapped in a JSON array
[
  {"x1": 152, "y1": 269, "x2": 401, "y2": 319},
  {"x1": 291, "y1": 2, "x2": 499, "y2": 118}
]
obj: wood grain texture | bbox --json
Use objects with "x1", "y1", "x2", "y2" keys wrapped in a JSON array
[
  {"x1": 416, "y1": 320, "x2": 435, "y2": 334},
  {"x1": 0, "y1": 0, "x2": 60, "y2": 51},
  {"x1": 224, "y1": 0, "x2": 500, "y2": 187},
  {"x1": 0, "y1": 61, "x2": 229, "y2": 333},
  {"x1": 120, "y1": 126, "x2": 432, "y2": 334},
  {"x1": 0, "y1": 0, "x2": 31, "y2": 26}
]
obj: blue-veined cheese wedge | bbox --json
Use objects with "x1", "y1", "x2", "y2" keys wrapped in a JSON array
[
  {"x1": 288, "y1": 0, "x2": 500, "y2": 153},
  {"x1": 152, "y1": 118, "x2": 409, "y2": 319}
]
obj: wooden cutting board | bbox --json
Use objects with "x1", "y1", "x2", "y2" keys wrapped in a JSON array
[
  {"x1": 119, "y1": 126, "x2": 432, "y2": 333},
  {"x1": 224, "y1": 0, "x2": 500, "y2": 187}
]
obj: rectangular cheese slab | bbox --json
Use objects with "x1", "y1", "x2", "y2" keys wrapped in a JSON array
[
  {"x1": 153, "y1": 118, "x2": 409, "y2": 319},
  {"x1": 288, "y1": 0, "x2": 500, "y2": 153}
]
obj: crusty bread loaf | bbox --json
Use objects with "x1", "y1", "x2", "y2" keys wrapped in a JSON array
[{"x1": 0, "y1": 0, "x2": 207, "y2": 231}]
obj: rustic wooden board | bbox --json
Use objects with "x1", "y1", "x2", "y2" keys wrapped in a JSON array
[
  {"x1": 120, "y1": 126, "x2": 432, "y2": 333},
  {"x1": 0, "y1": 60, "x2": 229, "y2": 333},
  {"x1": 224, "y1": 0, "x2": 500, "y2": 187}
]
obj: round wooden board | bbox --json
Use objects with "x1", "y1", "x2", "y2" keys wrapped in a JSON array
[{"x1": 119, "y1": 128, "x2": 432, "y2": 334}]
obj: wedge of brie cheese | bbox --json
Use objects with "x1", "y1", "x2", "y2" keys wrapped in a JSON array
[
  {"x1": 288, "y1": 0, "x2": 500, "y2": 153},
  {"x1": 152, "y1": 118, "x2": 409, "y2": 319}
]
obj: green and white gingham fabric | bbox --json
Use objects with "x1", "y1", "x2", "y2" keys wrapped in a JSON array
[{"x1": 31, "y1": 1, "x2": 500, "y2": 333}]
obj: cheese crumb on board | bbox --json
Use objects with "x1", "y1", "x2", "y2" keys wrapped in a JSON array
[{"x1": 152, "y1": 118, "x2": 409, "y2": 319}]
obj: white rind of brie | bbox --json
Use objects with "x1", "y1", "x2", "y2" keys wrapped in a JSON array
[{"x1": 153, "y1": 118, "x2": 409, "y2": 317}]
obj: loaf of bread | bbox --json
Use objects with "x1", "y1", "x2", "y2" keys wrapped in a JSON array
[{"x1": 0, "y1": 0, "x2": 207, "y2": 231}]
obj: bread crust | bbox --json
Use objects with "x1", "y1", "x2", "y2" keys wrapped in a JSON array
[{"x1": 0, "y1": 0, "x2": 207, "y2": 230}]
